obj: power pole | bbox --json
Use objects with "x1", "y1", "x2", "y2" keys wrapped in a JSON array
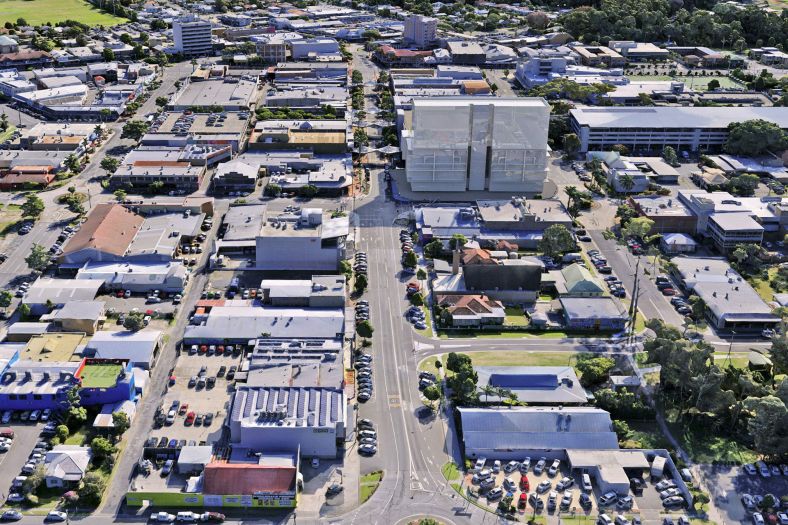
[{"x1": 628, "y1": 256, "x2": 641, "y2": 348}]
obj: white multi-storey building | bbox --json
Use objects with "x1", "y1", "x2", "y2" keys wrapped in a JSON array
[
  {"x1": 402, "y1": 97, "x2": 551, "y2": 193},
  {"x1": 173, "y1": 16, "x2": 213, "y2": 56},
  {"x1": 570, "y1": 107, "x2": 788, "y2": 153},
  {"x1": 403, "y1": 14, "x2": 437, "y2": 48}
]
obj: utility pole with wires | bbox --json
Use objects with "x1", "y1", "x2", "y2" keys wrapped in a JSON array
[{"x1": 627, "y1": 256, "x2": 643, "y2": 348}]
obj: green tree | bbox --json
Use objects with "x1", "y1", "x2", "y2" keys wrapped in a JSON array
[
  {"x1": 113, "y1": 189, "x2": 127, "y2": 202},
  {"x1": 537, "y1": 224, "x2": 575, "y2": 259},
  {"x1": 124, "y1": 312, "x2": 146, "y2": 331},
  {"x1": 708, "y1": 79, "x2": 721, "y2": 90},
  {"x1": 22, "y1": 464, "x2": 45, "y2": 495},
  {"x1": 265, "y1": 183, "x2": 281, "y2": 197},
  {"x1": 423, "y1": 384, "x2": 441, "y2": 403},
  {"x1": 770, "y1": 334, "x2": 788, "y2": 374},
  {"x1": 21, "y1": 194, "x2": 44, "y2": 219},
  {"x1": 121, "y1": 120, "x2": 150, "y2": 141},
  {"x1": 416, "y1": 268, "x2": 427, "y2": 281},
  {"x1": 112, "y1": 411, "x2": 130, "y2": 435},
  {"x1": 616, "y1": 203, "x2": 638, "y2": 226},
  {"x1": 0, "y1": 290, "x2": 12, "y2": 308},
  {"x1": 743, "y1": 395, "x2": 788, "y2": 456},
  {"x1": 612, "y1": 144, "x2": 629, "y2": 155},
  {"x1": 298, "y1": 184, "x2": 318, "y2": 198},
  {"x1": 102, "y1": 47, "x2": 115, "y2": 61},
  {"x1": 55, "y1": 424, "x2": 69, "y2": 442},
  {"x1": 25, "y1": 243, "x2": 50, "y2": 272},
  {"x1": 351, "y1": 70, "x2": 364, "y2": 84},
  {"x1": 340, "y1": 260, "x2": 352, "y2": 279},
  {"x1": 90, "y1": 436, "x2": 116, "y2": 458},
  {"x1": 0, "y1": 113, "x2": 8, "y2": 132},
  {"x1": 728, "y1": 173, "x2": 760, "y2": 196},
  {"x1": 78, "y1": 471, "x2": 107, "y2": 506},
  {"x1": 424, "y1": 239, "x2": 444, "y2": 259},
  {"x1": 576, "y1": 355, "x2": 616, "y2": 387},
  {"x1": 619, "y1": 173, "x2": 636, "y2": 193},
  {"x1": 622, "y1": 216, "x2": 655, "y2": 240},
  {"x1": 68, "y1": 406, "x2": 87, "y2": 427},
  {"x1": 357, "y1": 320, "x2": 374, "y2": 338},
  {"x1": 688, "y1": 295, "x2": 706, "y2": 320},
  {"x1": 155, "y1": 96, "x2": 169, "y2": 107},
  {"x1": 148, "y1": 181, "x2": 165, "y2": 194},
  {"x1": 448, "y1": 234, "x2": 467, "y2": 250},
  {"x1": 662, "y1": 146, "x2": 679, "y2": 166},
  {"x1": 354, "y1": 273, "x2": 368, "y2": 294},
  {"x1": 409, "y1": 291, "x2": 424, "y2": 306},
  {"x1": 403, "y1": 250, "x2": 418, "y2": 269},
  {"x1": 353, "y1": 128, "x2": 369, "y2": 147},
  {"x1": 563, "y1": 133, "x2": 581, "y2": 156},
  {"x1": 65, "y1": 154, "x2": 81, "y2": 173},
  {"x1": 725, "y1": 119, "x2": 788, "y2": 156}
]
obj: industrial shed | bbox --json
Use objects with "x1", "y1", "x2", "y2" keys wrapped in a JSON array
[
  {"x1": 566, "y1": 449, "x2": 650, "y2": 495},
  {"x1": 458, "y1": 407, "x2": 619, "y2": 460}
]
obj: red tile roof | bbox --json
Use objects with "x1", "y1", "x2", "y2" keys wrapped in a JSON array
[
  {"x1": 203, "y1": 463, "x2": 297, "y2": 495},
  {"x1": 62, "y1": 203, "x2": 143, "y2": 258}
]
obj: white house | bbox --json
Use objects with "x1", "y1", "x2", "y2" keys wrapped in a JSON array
[{"x1": 44, "y1": 445, "x2": 92, "y2": 488}]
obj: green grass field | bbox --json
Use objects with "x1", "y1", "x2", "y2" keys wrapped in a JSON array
[
  {"x1": 360, "y1": 470, "x2": 382, "y2": 504},
  {"x1": 79, "y1": 363, "x2": 121, "y2": 388},
  {"x1": 0, "y1": 0, "x2": 125, "y2": 26}
]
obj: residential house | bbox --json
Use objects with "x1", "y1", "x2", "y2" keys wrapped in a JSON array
[
  {"x1": 44, "y1": 445, "x2": 92, "y2": 488},
  {"x1": 559, "y1": 297, "x2": 628, "y2": 331},
  {"x1": 435, "y1": 294, "x2": 505, "y2": 327}
]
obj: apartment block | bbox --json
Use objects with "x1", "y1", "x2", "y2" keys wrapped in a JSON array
[
  {"x1": 173, "y1": 16, "x2": 213, "y2": 56},
  {"x1": 403, "y1": 14, "x2": 437, "y2": 48}
]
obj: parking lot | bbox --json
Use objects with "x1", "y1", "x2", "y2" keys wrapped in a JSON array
[
  {"x1": 703, "y1": 464, "x2": 788, "y2": 524},
  {"x1": 464, "y1": 458, "x2": 690, "y2": 522},
  {"x1": 0, "y1": 422, "x2": 45, "y2": 506},
  {"x1": 153, "y1": 347, "x2": 242, "y2": 446}
]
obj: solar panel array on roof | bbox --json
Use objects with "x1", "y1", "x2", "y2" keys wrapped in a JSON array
[{"x1": 490, "y1": 373, "x2": 557, "y2": 388}]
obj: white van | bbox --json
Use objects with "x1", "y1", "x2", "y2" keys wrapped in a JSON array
[{"x1": 582, "y1": 473, "x2": 592, "y2": 492}]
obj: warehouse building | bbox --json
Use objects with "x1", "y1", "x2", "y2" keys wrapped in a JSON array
[
  {"x1": 459, "y1": 407, "x2": 618, "y2": 460},
  {"x1": 228, "y1": 386, "x2": 346, "y2": 458}
]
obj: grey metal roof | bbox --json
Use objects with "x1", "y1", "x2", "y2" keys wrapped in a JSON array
[
  {"x1": 570, "y1": 107, "x2": 788, "y2": 129},
  {"x1": 230, "y1": 386, "x2": 344, "y2": 429},
  {"x1": 560, "y1": 297, "x2": 627, "y2": 321},
  {"x1": 476, "y1": 366, "x2": 587, "y2": 404},
  {"x1": 52, "y1": 301, "x2": 105, "y2": 322},
  {"x1": 459, "y1": 407, "x2": 618, "y2": 452},
  {"x1": 85, "y1": 330, "x2": 161, "y2": 364}
]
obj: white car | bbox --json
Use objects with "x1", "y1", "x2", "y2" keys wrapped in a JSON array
[
  {"x1": 29, "y1": 410, "x2": 40, "y2": 421},
  {"x1": 1, "y1": 411, "x2": 11, "y2": 424},
  {"x1": 6, "y1": 493, "x2": 24, "y2": 503},
  {"x1": 548, "y1": 459, "x2": 561, "y2": 477},
  {"x1": 45, "y1": 511, "x2": 67, "y2": 522},
  {"x1": 504, "y1": 460, "x2": 519, "y2": 473},
  {"x1": 176, "y1": 512, "x2": 199, "y2": 523},
  {"x1": 152, "y1": 512, "x2": 176, "y2": 523},
  {"x1": 753, "y1": 513, "x2": 765, "y2": 525},
  {"x1": 41, "y1": 409, "x2": 51, "y2": 421}
]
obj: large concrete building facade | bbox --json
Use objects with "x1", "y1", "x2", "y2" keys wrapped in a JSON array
[
  {"x1": 403, "y1": 15, "x2": 437, "y2": 48},
  {"x1": 402, "y1": 98, "x2": 550, "y2": 193},
  {"x1": 173, "y1": 16, "x2": 213, "y2": 56}
]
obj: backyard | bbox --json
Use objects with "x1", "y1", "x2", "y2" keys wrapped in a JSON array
[{"x1": 0, "y1": 0, "x2": 126, "y2": 26}]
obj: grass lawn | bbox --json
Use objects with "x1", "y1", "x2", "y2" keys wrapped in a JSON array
[
  {"x1": 418, "y1": 355, "x2": 443, "y2": 376},
  {"x1": 626, "y1": 421, "x2": 671, "y2": 450},
  {"x1": 680, "y1": 76, "x2": 744, "y2": 90},
  {"x1": 360, "y1": 470, "x2": 383, "y2": 504},
  {"x1": 749, "y1": 267, "x2": 778, "y2": 303},
  {"x1": 0, "y1": 202, "x2": 23, "y2": 237},
  {"x1": 713, "y1": 353, "x2": 751, "y2": 369},
  {"x1": 439, "y1": 329, "x2": 579, "y2": 339},
  {"x1": 504, "y1": 307, "x2": 529, "y2": 326},
  {"x1": 79, "y1": 363, "x2": 122, "y2": 388},
  {"x1": 441, "y1": 461, "x2": 461, "y2": 482},
  {"x1": 626, "y1": 74, "x2": 674, "y2": 80},
  {"x1": 64, "y1": 426, "x2": 90, "y2": 446},
  {"x1": 0, "y1": 0, "x2": 126, "y2": 26},
  {"x1": 459, "y1": 350, "x2": 582, "y2": 367},
  {"x1": 0, "y1": 125, "x2": 16, "y2": 144}
]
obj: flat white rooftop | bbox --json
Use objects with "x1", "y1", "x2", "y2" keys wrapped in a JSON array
[{"x1": 571, "y1": 107, "x2": 788, "y2": 129}]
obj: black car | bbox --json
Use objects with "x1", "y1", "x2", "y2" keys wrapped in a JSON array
[
  {"x1": 145, "y1": 437, "x2": 157, "y2": 448},
  {"x1": 157, "y1": 437, "x2": 168, "y2": 448},
  {"x1": 227, "y1": 366, "x2": 237, "y2": 380},
  {"x1": 217, "y1": 366, "x2": 226, "y2": 378},
  {"x1": 203, "y1": 413, "x2": 213, "y2": 426},
  {"x1": 207, "y1": 376, "x2": 216, "y2": 388}
]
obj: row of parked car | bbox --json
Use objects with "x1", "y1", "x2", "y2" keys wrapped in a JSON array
[
  {"x1": 7, "y1": 423, "x2": 57, "y2": 507},
  {"x1": 357, "y1": 419, "x2": 377, "y2": 456},
  {"x1": 355, "y1": 351, "x2": 373, "y2": 402},
  {"x1": 150, "y1": 511, "x2": 225, "y2": 523},
  {"x1": 587, "y1": 250, "x2": 613, "y2": 275},
  {"x1": 1, "y1": 408, "x2": 52, "y2": 424}
]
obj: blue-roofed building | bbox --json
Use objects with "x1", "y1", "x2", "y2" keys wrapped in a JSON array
[
  {"x1": 476, "y1": 366, "x2": 588, "y2": 405},
  {"x1": 459, "y1": 406, "x2": 619, "y2": 460}
]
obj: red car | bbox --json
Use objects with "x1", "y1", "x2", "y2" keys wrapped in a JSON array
[
  {"x1": 520, "y1": 476, "x2": 530, "y2": 492},
  {"x1": 518, "y1": 493, "x2": 527, "y2": 509},
  {"x1": 185, "y1": 411, "x2": 196, "y2": 425},
  {"x1": 178, "y1": 403, "x2": 189, "y2": 415},
  {"x1": 662, "y1": 288, "x2": 676, "y2": 296}
]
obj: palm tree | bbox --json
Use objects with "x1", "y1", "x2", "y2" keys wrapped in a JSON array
[
  {"x1": 0, "y1": 113, "x2": 8, "y2": 132},
  {"x1": 191, "y1": 58, "x2": 198, "y2": 72},
  {"x1": 619, "y1": 173, "x2": 635, "y2": 193},
  {"x1": 481, "y1": 384, "x2": 496, "y2": 404},
  {"x1": 93, "y1": 124, "x2": 103, "y2": 139},
  {"x1": 506, "y1": 391, "x2": 519, "y2": 408}
]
